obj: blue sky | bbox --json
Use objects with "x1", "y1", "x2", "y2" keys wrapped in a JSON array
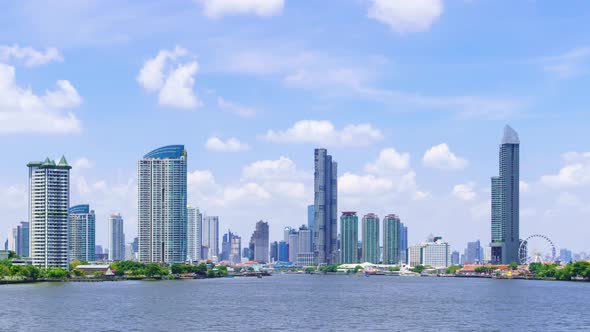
[{"x1": 0, "y1": 0, "x2": 589, "y2": 253}]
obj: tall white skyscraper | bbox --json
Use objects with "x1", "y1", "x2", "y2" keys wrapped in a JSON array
[
  {"x1": 187, "y1": 206, "x2": 202, "y2": 262},
  {"x1": 202, "y1": 216, "x2": 219, "y2": 260},
  {"x1": 138, "y1": 145, "x2": 187, "y2": 264},
  {"x1": 109, "y1": 213, "x2": 125, "y2": 261},
  {"x1": 68, "y1": 204, "x2": 96, "y2": 262},
  {"x1": 27, "y1": 156, "x2": 71, "y2": 269}
]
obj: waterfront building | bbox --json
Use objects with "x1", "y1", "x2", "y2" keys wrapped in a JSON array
[
  {"x1": 68, "y1": 205, "x2": 96, "y2": 262},
  {"x1": 297, "y1": 225, "x2": 314, "y2": 266},
  {"x1": 383, "y1": 214, "x2": 401, "y2": 264},
  {"x1": 108, "y1": 213, "x2": 125, "y2": 261},
  {"x1": 466, "y1": 240, "x2": 482, "y2": 264},
  {"x1": 230, "y1": 234, "x2": 241, "y2": 264},
  {"x1": 278, "y1": 241, "x2": 289, "y2": 262},
  {"x1": 307, "y1": 205, "x2": 314, "y2": 248},
  {"x1": 340, "y1": 212, "x2": 358, "y2": 264},
  {"x1": 7, "y1": 228, "x2": 16, "y2": 252},
  {"x1": 362, "y1": 213, "x2": 380, "y2": 263},
  {"x1": 288, "y1": 229, "x2": 299, "y2": 263},
  {"x1": 313, "y1": 148, "x2": 338, "y2": 265},
  {"x1": 125, "y1": 244, "x2": 134, "y2": 260},
  {"x1": 16, "y1": 221, "x2": 29, "y2": 257},
  {"x1": 491, "y1": 126, "x2": 520, "y2": 264},
  {"x1": 242, "y1": 247, "x2": 251, "y2": 260},
  {"x1": 283, "y1": 226, "x2": 292, "y2": 243},
  {"x1": 483, "y1": 246, "x2": 492, "y2": 264},
  {"x1": 202, "y1": 216, "x2": 219, "y2": 260},
  {"x1": 187, "y1": 206, "x2": 202, "y2": 262},
  {"x1": 270, "y1": 241, "x2": 278, "y2": 262},
  {"x1": 138, "y1": 145, "x2": 187, "y2": 264},
  {"x1": 251, "y1": 220, "x2": 269, "y2": 263},
  {"x1": 27, "y1": 156, "x2": 71, "y2": 269},
  {"x1": 400, "y1": 223, "x2": 408, "y2": 264},
  {"x1": 409, "y1": 237, "x2": 451, "y2": 268},
  {"x1": 221, "y1": 230, "x2": 233, "y2": 262},
  {"x1": 451, "y1": 251, "x2": 460, "y2": 265}
]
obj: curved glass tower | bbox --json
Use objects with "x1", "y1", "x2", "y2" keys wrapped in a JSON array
[
  {"x1": 138, "y1": 145, "x2": 187, "y2": 264},
  {"x1": 68, "y1": 204, "x2": 96, "y2": 262}
]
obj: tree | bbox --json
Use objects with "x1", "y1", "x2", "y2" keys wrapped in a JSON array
[
  {"x1": 446, "y1": 265, "x2": 460, "y2": 274},
  {"x1": 69, "y1": 259, "x2": 88, "y2": 271},
  {"x1": 144, "y1": 263, "x2": 167, "y2": 278},
  {"x1": 410, "y1": 265, "x2": 425, "y2": 273},
  {"x1": 389, "y1": 266, "x2": 400, "y2": 272},
  {"x1": 509, "y1": 262, "x2": 519, "y2": 270}
]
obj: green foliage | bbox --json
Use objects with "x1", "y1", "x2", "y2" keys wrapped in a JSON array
[
  {"x1": 446, "y1": 265, "x2": 460, "y2": 274},
  {"x1": 69, "y1": 259, "x2": 88, "y2": 271},
  {"x1": 410, "y1": 265, "x2": 425, "y2": 273},
  {"x1": 529, "y1": 262, "x2": 590, "y2": 280},
  {"x1": 509, "y1": 262, "x2": 519, "y2": 270},
  {"x1": 43, "y1": 268, "x2": 68, "y2": 280},
  {"x1": 474, "y1": 266, "x2": 493, "y2": 274},
  {"x1": 304, "y1": 267, "x2": 315, "y2": 273},
  {"x1": 320, "y1": 265, "x2": 339, "y2": 273},
  {"x1": 170, "y1": 263, "x2": 208, "y2": 276},
  {"x1": 389, "y1": 266, "x2": 400, "y2": 272},
  {"x1": 144, "y1": 263, "x2": 168, "y2": 278}
]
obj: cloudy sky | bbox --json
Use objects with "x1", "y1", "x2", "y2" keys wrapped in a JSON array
[{"x1": 0, "y1": 0, "x2": 589, "y2": 253}]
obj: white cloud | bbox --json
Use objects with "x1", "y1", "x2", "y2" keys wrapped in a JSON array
[
  {"x1": 520, "y1": 180, "x2": 530, "y2": 193},
  {"x1": 0, "y1": 44, "x2": 63, "y2": 67},
  {"x1": 73, "y1": 157, "x2": 95, "y2": 170},
  {"x1": 205, "y1": 137, "x2": 250, "y2": 152},
  {"x1": 422, "y1": 143, "x2": 468, "y2": 170},
  {"x1": 199, "y1": 0, "x2": 284, "y2": 18},
  {"x1": 263, "y1": 120, "x2": 384, "y2": 147},
  {"x1": 540, "y1": 152, "x2": 590, "y2": 188},
  {"x1": 217, "y1": 97, "x2": 256, "y2": 117},
  {"x1": 137, "y1": 46, "x2": 201, "y2": 109},
  {"x1": 0, "y1": 63, "x2": 82, "y2": 134},
  {"x1": 541, "y1": 47, "x2": 590, "y2": 78},
  {"x1": 339, "y1": 173, "x2": 393, "y2": 195},
  {"x1": 242, "y1": 156, "x2": 304, "y2": 181},
  {"x1": 367, "y1": 0, "x2": 443, "y2": 34},
  {"x1": 452, "y1": 182, "x2": 476, "y2": 201},
  {"x1": 365, "y1": 148, "x2": 410, "y2": 174},
  {"x1": 221, "y1": 182, "x2": 271, "y2": 204},
  {"x1": 188, "y1": 170, "x2": 217, "y2": 189}
]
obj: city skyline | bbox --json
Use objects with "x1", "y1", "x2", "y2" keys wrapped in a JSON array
[{"x1": 1, "y1": 1, "x2": 590, "y2": 253}]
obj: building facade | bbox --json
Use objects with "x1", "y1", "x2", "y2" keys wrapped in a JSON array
[
  {"x1": 491, "y1": 125, "x2": 520, "y2": 264},
  {"x1": 252, "y1": 220, "x2": 269, "y2": 263},
  {"x1": 28, "y1": 156, "x2": 71, "y2": 269},
  {"x1": 288, "y1": 229, "x2": 299, "y2": 263},
  {"x1": 138, "y1": 145, "x2": 187, "y2": 264},
  {"x1": 297, "y1": 225, "x2": 314, "y2": 266},
  {"x1": 68, "y1": 204, "x2": 96, "y2": 262},
  {"x1": 400, "y1": 223, "x2": 408, "y2": 264},
  {"x1": 278, "y1": 241, "x2": 289, "y2": 262},
  {"x1": 340, "y1": 212, "x2": 358, "y2": 264},
  {"x1": 362, "y1": 213, "x2": 380, "y2": 263},
  {"x1": 109, "y1": 213, "x2": 125, "y2": 261},
  {"x1": 382, "y1": 214, "x2": 401, "y2": 265},
  {"x1": 409, "y1": 238, "x2": 451, "y2": 268},
  {"x1": 313, "y1": 148, "x2": 338, "y2": 265},
  {"x1": 16, "y1": 221, "x2": 29, "y2": 257},
  {"x1": 187, "y1": 206, "x2": 202, "y2": 262},
  {"x1": 202, "y1": 216, "x2": 219, "y2": 260},
  {"x1": 466, "y1": 240, "x2": 482, "y2": 264},
  {"x1": 230, "y1": 234, "x2": 241, "y2": 264}
]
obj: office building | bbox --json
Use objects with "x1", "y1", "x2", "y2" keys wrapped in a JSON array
[
  {"x1": 297, "y1": 225, "x2": 314, "y2": 266},
  {"x1": 278, "y1": 241, "x2": 289, "y2": 262},
  {"x1": 27, "y1": 156, "x2": 71, "y2": 269},
  {"x1": 230, "y1": 234, "x2": 241, "y2": 264},
  {"x1": 362, "y1": 213, "x2": 380, "y2": 263},
  {"x1": 491, "y1": 126, "x2": 520, "y2": 264},
  {"x1": 283, "y1": 226, "x2": 292, "y2": 243},
  {"x1": 109, "y1": 213, "x2": 125, "y2": 261},
  {"x1": 451, "y1": 250, "x2": 460, "y2": 265},
  {"x1": 270, "y1": 241, "x2": 278, "y2": 262},
  {"x1": 313, "y1": 148, "x2": 338, "y2": 265},
  {"x1": 251, "y1": 220, "x2": 269, "y2": 263},
  {"x1": 288, "y1": 229, "x2": 299, "y2": 263},
  {"x1": 68, "y1": 205, "x2": 96, "y2": 262},
  {"x1": 138, "y1": 145, "x2": 187, "y2": 264},
  {"x1": 221, "y1": 229, "x2": 233, "y2": 262},
  {"x1": 187, "y1": 206, "x2": 202, "y2": 262},
  {"x1": 202, "y1": 216, "x2": 219, "y2": 260},
  {"x1": 383, "y1": 214, "x2": 401, "y2": 265},
  {"x1": 466, "y1": 240, "x2": 482, "y2": 264},
  {"x1": 340, "y1": 212, "x2": 358, "y2": 264},
  {"x1": 400, "y1": 223, "x2": 408, "y2": 264},
  {"x1": 7, "y1": 228, "x2": 16, "y2": 252},
  {"x1": 16, "y1": 221, "x2": 29, "y2": 257},
  {"x1": 409, "y1": 237, "x2": 451, "y2": 268},
  {"x1": 307, "y1": 204, "x2": 314, "y2": 246}
]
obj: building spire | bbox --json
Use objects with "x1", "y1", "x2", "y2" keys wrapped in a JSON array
[{"x1": 501, "y1": 125, "x2": 520, "y2": 145}]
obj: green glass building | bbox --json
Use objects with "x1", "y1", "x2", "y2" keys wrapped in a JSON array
[
  {"x1": 362, "y1": 213, "x2": 380, "y2": 263},
  {"x1": 383, "y1": 214, "x2": 401, "y2": 265},
  {"x1": 340, "y1": 212, "x2": 358, "y2": 264}
]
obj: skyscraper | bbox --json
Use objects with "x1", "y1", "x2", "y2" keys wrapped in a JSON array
[
  {"x1": 221, "y1": 229, "x2": 233, "y2": 261},
  {"x1": 383, "y1": 214, "x2": 401, "y2": 265},
  {"x1": 109, "y1": 213, "x2": 125, "y2": 261},
  {"x1": 466, "y1": 240, "x2": 482, "y2": 264},
  {"x1": 313, "y1": 148, "x2": 338, "y2": 265},
  {"x1": 307, "y1": 205, "x2": 314, "y2": 243},
  {"x1": 138, "y1": 145, "x2": 187, "y2": 264},
  {"x1": 491, "y1": 125, "x2": 520, "y2": 265},
  {"x1": 297, "y1": 225, "x2": 314, "y2": 266},
  {"x1": 16, "y1": 221, "x2": 29, "y2": 257},
  {"x1": 251, "y1": 220, "x2": 269, "y2": 263},
  {"x1": 340, "y1": 212, "x2": 358, "y2": 264},
  {"x1": 270, "y1": 241, "x2": 278, "y2": 262},
  {"x1": 187, "y1": 206, "x2": 202, "y2": 262},
  {"x1": 288, "y1": 229, "x2": 299, "y2": 263},
  {"x1": 27, "y1": 156, "x2": 71, "y2": 269},
  {"x1": 399, "y1": 223, "x2": 408, "y2": 264},
  {"x1": 278, "y1": 241, "x2": 289, "y2": 262},
  {"x1": 68, "y1": 205, "x2": 96, "y2": 262},
  {"x1": 202, "y1": 216, "x2": 219, "y2": 260},
  {"x1": 362, "y1": 213, "x2": 380, "y2": 263},
  {"x1": 230, "y1": 234, "x2": 241, "y2": 264}
]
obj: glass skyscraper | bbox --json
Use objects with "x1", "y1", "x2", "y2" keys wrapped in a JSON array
[
  {"x1": 252, "y1": 220, "x2": 269, "y2": 263},
  {"x1": 109, "y1": 213, "x2": 125, "y2": 261},
  {"x1": 313, "y1": 148, "x2": 338, "y2": 265},
  {"x1": 362, "y1": 213, "x2": 380, "y2": 263},
  {"x1": 340, "y1": 212, "x2": 358, "y2": 264},
  {"x1": 68, "y1": 204, "x2": 96, "y2": 262},
  {"x1": 187, "y1": 206, "x2": 202, "y2": 262},
  {"x1": 138, "y1": 145, "x2": 187, "y2": 264},
  {"x1": 202, "y1": 215, "x2": 219, "y2": 260},
  {"x1": 27, "y1": 156, "x2": 71, "y2": 269},
  {"x1": 382, "y1": 214, "x2": 401, "y2": 265},
  {"x1": 491, "y1": 125, "x2": 520, "y2": 264},
  {"x1": 16, "y1": 221, "x2": 29, "y2": 257}
]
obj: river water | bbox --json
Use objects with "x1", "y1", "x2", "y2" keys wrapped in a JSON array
[{"x1": 1, "y1": 274, "x2": 588, "y2": 331}]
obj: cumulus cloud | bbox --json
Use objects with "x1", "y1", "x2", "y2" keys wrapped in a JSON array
[
  {"x1": 205, "y1": 137, "x2": 250, "y2": 152},
  {"x1": 339, "y1": 173, "x2": 393, "y2": 195},
  {"x1": 242, "y1": 156, "x2": 307, "y2": 181},
  {"x1": 365, "y1": 148, "x2": 410, "y2": 174},
  {"x1": 540, "y1": 152, "x2": 590, "y2": 188},
  {"x1": 73, "y1": 157, "x2": 95, "y2": 170},
  {"x1": 422, "y1": 143, "x2": 468, "y2": 170},
  {"x1": 0, "y1": 63, "x2": 82, "y2": 134},
  {"x1": 452, "y1": 182, "x2": 476, "y2": 201},
  {"x1": 199, "y1": 0, "x2": 284, "y2": 18},
  {"x1": 0, "y1": 44, "x2": 63, "y2": 67},
  {"x1": 367, "y1": 0, "x2": 443, "y2": 34},
  {"x1": 263, "y1": 120, "x2": 383, "y2": 147},
  {"x1": 217, "y1": 97, "x2": 256, "y2": 117},
  {"x1": 137, "y1": 46, "x2": 201, "y2": 109}
]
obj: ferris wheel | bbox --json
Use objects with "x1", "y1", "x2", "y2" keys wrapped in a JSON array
[{"x1": 518, "y1": 234, "x2": 557, "y2": 265}]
